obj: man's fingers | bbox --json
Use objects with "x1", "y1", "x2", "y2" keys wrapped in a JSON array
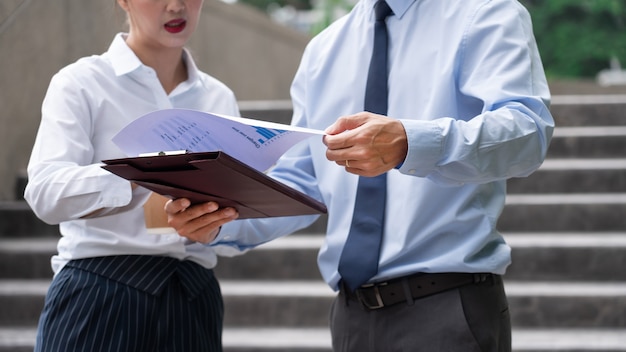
[{"x1": 325, "y1": 113, "x2": 370, "y2": 135}]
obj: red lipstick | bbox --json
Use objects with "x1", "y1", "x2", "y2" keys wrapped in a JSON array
[{"x1": 164, "y1": 19, "x2": 186, "y2": 34}]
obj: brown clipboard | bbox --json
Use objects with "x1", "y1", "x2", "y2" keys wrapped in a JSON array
[{"x1": 101, "y1": 151, "x2": 327, "y2": 219}]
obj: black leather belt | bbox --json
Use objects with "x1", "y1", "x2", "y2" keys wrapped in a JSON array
[{"x1": 341, "y1": 272, "x2": 493, "y2": 310}]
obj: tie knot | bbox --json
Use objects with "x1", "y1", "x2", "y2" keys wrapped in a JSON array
[{"x1": 374, "y1": 0, "x2": 393, "y2": 21}]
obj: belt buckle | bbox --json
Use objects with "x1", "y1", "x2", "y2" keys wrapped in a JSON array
[{"x1": 356, "y1": 283, "x2": 386, "y2": 310}]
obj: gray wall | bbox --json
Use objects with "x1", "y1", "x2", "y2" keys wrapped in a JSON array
[{"x1": 0, "y1": 0, "x2": 310, "y2": 200}]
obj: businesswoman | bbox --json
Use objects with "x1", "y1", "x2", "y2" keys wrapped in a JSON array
[{"x1": 24, "y1": 0, "x2": 239, "y2": 350}]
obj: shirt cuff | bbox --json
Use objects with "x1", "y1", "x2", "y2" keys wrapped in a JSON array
[{"x1": 397, "y1": 119, "x2": 444, "y2": 176}]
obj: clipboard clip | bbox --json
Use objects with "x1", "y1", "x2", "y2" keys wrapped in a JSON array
[{"x1": 138, "y1": 150, "x2": 189, "y2": 157}]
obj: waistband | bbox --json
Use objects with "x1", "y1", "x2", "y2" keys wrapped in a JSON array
[
  {"x1": 340, "y1": 272, "x2": 495, "y2": 310},
  {"x1": 66, "y1": 255, "x2": 215, "y2": 298}
]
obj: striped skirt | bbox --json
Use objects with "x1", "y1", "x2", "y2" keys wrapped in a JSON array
[{"x1": 35, "y1": 255, "x2": 223, "y2": 352}]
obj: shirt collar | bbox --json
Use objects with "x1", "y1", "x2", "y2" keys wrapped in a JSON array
[
  {"x1": 369, "y1": 0, "x2": 415, "y2": 20},
  {"x1": 108, "y1": 33, "x2": 143, "y2": 77},
  {"x1": 106, "y1": 32, "x2": 200, "y2": 85},
  {"x1": 182, "y1": 48, "x2": 200, "y2": 84}
]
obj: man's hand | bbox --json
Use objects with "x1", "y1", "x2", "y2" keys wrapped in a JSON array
[
  {"x1": 165, "y1": 198, "x2": 239, "y2": 244},
  {"x1": 324, "y1": 112, "x2": 408, "y2": 177}
]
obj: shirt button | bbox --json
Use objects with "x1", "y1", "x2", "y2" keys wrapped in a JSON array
[{"x1": 408, "y1": 169, "x2": 417, "y2": 174}]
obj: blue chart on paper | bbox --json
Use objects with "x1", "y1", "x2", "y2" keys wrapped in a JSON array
[{"x1": 255, "y1": 127, "x2": 287, "y2": 144}]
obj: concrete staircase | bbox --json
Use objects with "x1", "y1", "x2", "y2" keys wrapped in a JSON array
[{"x1": 1, "y1": 96, "x2": 626, "y2": 351}]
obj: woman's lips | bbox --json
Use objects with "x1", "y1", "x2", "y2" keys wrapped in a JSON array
[{"x1": 164, "y1": 19, "x2": 187, "y2": 33}]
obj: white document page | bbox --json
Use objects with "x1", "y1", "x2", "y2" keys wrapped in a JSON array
[{"x1": 112, "y1": 108, "x2": 325, "y2": 172}]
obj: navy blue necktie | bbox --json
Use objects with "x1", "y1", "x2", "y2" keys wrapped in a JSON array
[{"x1": 338, "y1": 0, "x2": 393, "y2": 291}]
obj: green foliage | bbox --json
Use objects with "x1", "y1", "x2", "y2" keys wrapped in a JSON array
[
  {"x1": 309, "y1": 0, "x2": 353, "y2": 35},
  {"x1": 238, "y1": 0, "x2": 625, "y2": 78},
  {"x1": 521, "y1": 0, "x2": 626, "y2": 78}
]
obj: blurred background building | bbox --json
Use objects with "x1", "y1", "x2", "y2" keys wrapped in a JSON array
[{"x1": 2, "y1": 0, "x2": 626, "y2": 200}]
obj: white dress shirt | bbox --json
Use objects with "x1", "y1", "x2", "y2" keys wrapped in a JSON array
[
  {"x1": 216, "y1": 0, "x2": 554, "y2": 291},
  {"x1": 24, "y1": 33, "x2": 240, "y2": 274}
]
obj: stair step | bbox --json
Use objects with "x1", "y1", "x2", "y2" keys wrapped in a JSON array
[
  {"x1": 0, "y1": 328, "x2": 34, "y2": 352},
  {"x1": 551, "y1": 94, "x2": 626, "y2": 105},
  {"x1": 3, "y1": 96, "x2": 625, "y2": 352},
  {"x1": 554, "y1": 126, "x2": 626, "y2": 138},
  {"x1": 239, "y1": 95, "x2": 626, "y2": 128},
  {"x1": 3, "y1": 279, "x2": 625, "y2": 328},
  {"x1": 0, "y1": 202, "x2": 58, "y2": 238},
  {"x1": 500, "y1": 193, "x2": 626, "y2": 232},
  {"x1": 0, "y1": 201, "x2": 325, "y2": 239},
  {"x1": 541, "y1": 159, "x2": 626, "y2": 169},
  {"x1": 506, "y1": 193, "x2": 626, "y2": 204},
  {"x1": 241, "y1": 95, "x2": 626, "y2": 127},
  {"x1": 548, "y1": 128, "x2": 626, "y2": 158},
  {"x1": 2, "y1": 233, "x2": 625, "y2": 281},
  {"x1": 239, "y1": 100, "x2": 294, "y2": 126},
  {"x1": 513, "y1": 328, "x2": 626, "y2": 352},
  {"x1": 4, "y1": 191, "x2": 626, "y2": 238},
  {"x1": 0, "y1": 239, "x2": 56, "y2": 279},
  {"x1": 550, "y1": 95, "x2": 626, "y2": 127},
  {"x1": 226, "y1": 327, "x2": 626, "y2": 352},
  {"x1": 508, "y1": 159, "x2": 626, "y2": 193},
  {"x1": 3, "y1": 181, "x2": 626, "y2": 240},
  {"x1": 223, "y1": 327, "x2": 626, "y2": 352},
  {"x1": 1, "y1": 326, "x2": 625, "y2": 352},
  {"x1": 219, "y1": 280, "x2": 626, "y2": 328},
  {"x1": 506, "y1": 232, "x2": 626, "y2": 281}
]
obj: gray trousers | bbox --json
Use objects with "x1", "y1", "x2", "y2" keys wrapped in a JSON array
[{"x1": 330, "y1": 275, "x2": 511, "y2": 352}]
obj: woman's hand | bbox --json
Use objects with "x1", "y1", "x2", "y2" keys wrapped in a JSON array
[{"x1": 165, "y1": 198, "x2": 239, "y2": 244}]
